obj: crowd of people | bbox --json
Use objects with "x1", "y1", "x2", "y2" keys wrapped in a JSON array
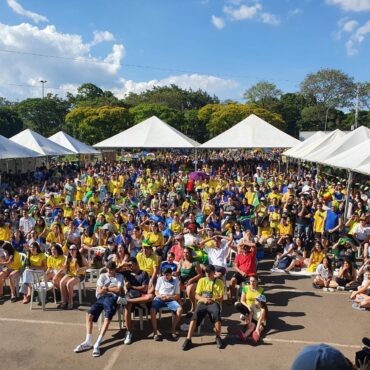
[{"x1": 0, "y1": 152, "x2": 369, "y2": 360}]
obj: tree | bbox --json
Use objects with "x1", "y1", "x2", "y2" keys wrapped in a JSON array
[
  {"x1": 65, "y1": 106, "x2": 131, "y2": 145},
  {"x1": 198, "y1": 103, "x2": 286, "y2": 138},
  {"x1": 129, "y1": 103, "x2": 183, "y2": 129},
  {"x1": 300, "y1": 69, "x2": 355, "y2": 130},
  {"x1": 243, "y1": 81, "x2": 282, "y2": 109},
  {"x1": 16, "y1": 95, "x2": 70, "y2": 136},
  {"x1": 0, "y1": 107, "x2": 23, "y2": 137}
]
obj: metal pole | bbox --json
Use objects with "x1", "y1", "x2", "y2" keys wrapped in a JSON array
[
  {"x1": 344, "y1": 170, "x2": 353, "y2": 221},
  {"x1": 40, "y1": 80, "x2": 47, "y2": 99},
  {"x1": 354, "y1": 83, "x2": 360, "y2": 129},
  {"x1": 194, "y1": 148, "x2": 198, "y2": 171}
]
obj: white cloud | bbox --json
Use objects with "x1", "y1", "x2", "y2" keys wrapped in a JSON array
[
  {"x1": 223, "y1": 3, "x2": 262, "y2": 21},
  {"x1": 6, "y1": 0, "x2": 48, "y2": 23},
  {"x1": 211, "y1": 15, "x2": 225, "y2": 29},
  {"x1": 327, "y1": 0, "x2": 370, "y2": 12},
  {"x1": 288, "y1": 8, "x2": 303, "y2": 17},
  {"x1": 345, "y1": 20, "x2": 370, "y2": 55},
  {"x1": 115, "y1": 74, "x2": 239, "y2": 98},
  {"x1": 0, "y1": 22, "x2": 124, "y2": 99},
  {"x1": 90, "y1": 30, "x2": 115, "y2": 46},
  {"x1": 260, "y1": 12, "x2": 280, "y2": 25},
  {"x1": 342, "y1": 19, "x2": 359, "y2": 32}
]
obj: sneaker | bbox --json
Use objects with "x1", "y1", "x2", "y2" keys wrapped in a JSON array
[
  {"x1": 239, "y1": 314, "x2": 246, "y2": 321},
  {"x1": 352, "y1": 303, "x2": 366, "y2": 311},
  {"x1": 124, "y1": 331, "x2": 132, "y2": 345},
  {"x1": 215, "y1": 336, "x2": 223, "y2": 349},
  {"x1": 337, "y1": 286, "x2": 345, "y2": 291},
  {"x1": 182, "y1": 338, "x2": 192, "y2": 351},
  {"x1": 322, "y1": 287, "x2": 329, "y2": 292},
  {"x1": 74, "y1": 342, "x2": 93, "y2": 353},
  {"x1": 10, "y1": 296, "x2": 17, "y2": 303},
  {"x1": 312, "y1": 283, "x2": 319, "y2": 289},
  {"x1": 117, "y1": 296, "x2": 128, "y2": 305},
  {"x1": 92, "y1": 347, "x2": 100, "y2": 357},
  {"x1": 328, "y1": 288, "x2": 335, "y2": 292}
]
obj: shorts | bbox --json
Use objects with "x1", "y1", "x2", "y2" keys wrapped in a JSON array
[
  {"x1": 151, "y1": 297, "x2": 181, "y2": 312},
  {"x1": 214, "y1": 265, "x2": 226, "y2": 276},
  {"x1": 323, "y1": 231, "x2": 339, "y2": 243},
  {"x1": 192, "y1": 302, "x2": 221, "y2": 327},
  {"x1": 314, "y1": 232, "x2": 322, "y2": 240},
  {"x1": 232, "y1": 272, "x2": 249, "y2": 285},
  {"x1": 89, "y1": 295, "x2": 118, "y2": 321},
  {"x1": 68, "y1": 275, "x2": 85, "y2": 282}
]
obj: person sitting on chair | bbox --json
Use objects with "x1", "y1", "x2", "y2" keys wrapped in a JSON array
[
  {"x1": 74, "y1": 260, "x2": 125, "y2": 358},
  {"x1": 182, "y1": 264, "x2": 224, "y2": 351},
  {"x1": 150, "y1": 267, "x2": 183, "y2": 341}
]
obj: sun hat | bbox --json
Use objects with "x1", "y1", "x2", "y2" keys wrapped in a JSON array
[{"x1": 256, "y1": 295, "x2": 266, "y2": 303}]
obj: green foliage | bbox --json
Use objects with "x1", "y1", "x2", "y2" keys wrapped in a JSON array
[
  {"x1": 243, "y1": 81, "x2": 282, "y2": 109},
  {"x1": 65, "y1": 105, "x2": 131, "y2": 144},
  {"x1": 199, "y1": 103, "x2": 285, "y2": 137},
  {"x1": 0, "y1": 107, "x2": 24, "y2": 137},
  {"x1": 15, "y1": 95, "x2": 70, "y2": 136}
]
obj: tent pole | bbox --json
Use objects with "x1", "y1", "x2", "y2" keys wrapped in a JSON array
[
  {"x1": 298, "y1": 160, "x2": 301, "y2": 176},
  {"x1": 344, "y1": 170, "x2": 353, "y2": 221},
  {"x1": 194, "y1": 148, "x2": 198, "y2": 171}
]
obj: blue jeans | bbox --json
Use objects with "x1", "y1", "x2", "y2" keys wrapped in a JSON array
[{"x1": 151, "y1": 297, "x2": 181, "y2": 312}]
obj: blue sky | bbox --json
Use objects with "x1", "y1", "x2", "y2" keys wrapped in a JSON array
[{"x1": 0, "y1": 0, "x2": 369, "y2": 101}]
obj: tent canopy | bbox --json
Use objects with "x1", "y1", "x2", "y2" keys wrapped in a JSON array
[
  {"x1": 354, "y1": 160, "x2": 370, "y2": 176},
  {"x1": 324, "y1": 138, "x2": 370, "y2": 174},
  {"x1": 285, "y1": 129, "x2": 345, "y2": 160},
  {"x1": 0, "y1": 135, "x2": 41, "y2": 160},
  {"x1": 94, "y1": 116, "x2": 199, "y2": 148},
  {"x1": 283, "y1": 131, "x2": 328, "y2": 157},
  {"x1": 10, "y1": 129, "x2": 74, "y2": 156},
  {"x1": 48, "y1": 131, "x2": 99, "y2": 155},
  {"x1": 304, "y1": 126, "x2": 370, "y2": 164},
  {"x1": 200, "y1": 114, "x2": 300, "y2": 148}
]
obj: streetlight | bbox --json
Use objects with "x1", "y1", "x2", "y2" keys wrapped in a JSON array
[{"x1": 40, "y1": 80, "x2": 47, "y2": 99}]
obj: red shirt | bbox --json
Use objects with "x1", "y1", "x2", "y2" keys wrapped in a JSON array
[
  {"x1": 235, "y1": 250, "x2": 257, "y2": 276},
  {"x1": 170, "y1": 243, "x2": 184, "y2": 262}
]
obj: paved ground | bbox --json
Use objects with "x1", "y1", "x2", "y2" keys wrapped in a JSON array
[{"x1": 0, "y1": 259, "x2": 368, "y2": 370}]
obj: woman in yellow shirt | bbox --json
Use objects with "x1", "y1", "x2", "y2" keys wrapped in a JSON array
[
  {"x1": 80, "y1": 228, "x2": 97, "y2": 255},
  {"x1": 46, "y1": 244, "x2": 65, "y2": 289},
  {"x1": 59, "y1": 245, "x2": 87, "y2": 309},
  {"x1": 46, "y1": 224, "x2": 65, "y2": 249},
  {"x1": 21, "y1": 242, "x2": 47, "y2": 304},
  {"x1": 306, "y1": 242, "x2": 325, "y2": 273},
  {"x1": 0, "y1": 242, "x2": 23, "y2": 302}
]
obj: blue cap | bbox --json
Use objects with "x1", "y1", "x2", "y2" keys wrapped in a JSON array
[{"x1": 291, "y1": 344, "x2": 352, "y2": 370}]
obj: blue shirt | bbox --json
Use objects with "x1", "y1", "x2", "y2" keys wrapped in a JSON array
[{"x1": 325, "y1": 209, "x2": 340, "y2": 231}]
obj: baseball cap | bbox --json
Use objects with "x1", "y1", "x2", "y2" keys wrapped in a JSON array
[
  {"x1": 142, "y1": 239, "x2": 152, "y2": 248},
  {"x1": 256, "y1": 294, "x2": 266, "y2": 303},
  {"x1": 288, "y1": 184, "x2": 293, "y2": 189},
  {"x1": 291, "y1": 344, "x2": 352, "y2": 370},
  {"x1": 69, "y1": 245, "x2": 77, "y2": 250},
  {"x1": 88, "y1": 212, "x2": 95, "y2": 216}
]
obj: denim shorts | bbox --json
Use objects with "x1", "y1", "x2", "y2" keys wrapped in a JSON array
[
  {"x1": 89, "y1": 295, "x2": 118, "y2": 321},
  {"x1": 151, "y1": 297, "x2": 181, "y2": 312}
]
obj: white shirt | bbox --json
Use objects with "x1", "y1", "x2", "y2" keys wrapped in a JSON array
[
  {"x1": 316, "y1": 264, "x2": 331, "y2": 280},
  {"x1": 205, "y1": 239, "x2": 229, "y2": 268},
  {"x1": 184, "y1": 233, "x2": 200, "y2": 247},
  {"x1": 354, "y1": 224, "x2": 370, "y2": 241},
  {"x1": 19, "y1": 216, "x2": 36, "y2": 234},
  {"x1": 96, "y1": 272, "x2": 124, "y2": 298},
  {"x1": 155, "y1": 276, "x2": 180, "y2": 296}
]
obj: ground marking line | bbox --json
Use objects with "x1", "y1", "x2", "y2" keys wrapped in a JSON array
[
  {"x1": 266, "y1": 288, "x2": 347, "y2": 295},
  {"x1": 264, "y1": 338, "x2": 362, "y2": 349},
  {"x1": 0, "y1": 317, "x2": 85, "y2": 327},
  {"x1": 102, "y1": 348, "x2": 121, "y2": 370}
]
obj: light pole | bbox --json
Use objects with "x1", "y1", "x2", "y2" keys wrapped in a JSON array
[
  {"x1": 40, "y1": 80, "x2": 47, "y2": 99},
  {"x1": 354, "y1": 83, "x2": 360, "y2": 129}
]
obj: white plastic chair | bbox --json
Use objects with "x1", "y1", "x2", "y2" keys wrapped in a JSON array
[
  {"x1": 74, "y1": 279, "x2": 87, "y2": 305},
  {"x1": 29, "y1": 270, "x2": 56, "y2": 311},
  {"x1": 86, "y1": 247, "x2": 106, "y2": 282}
]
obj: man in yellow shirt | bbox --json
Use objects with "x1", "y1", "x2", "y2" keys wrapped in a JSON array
[
  {"x1": 182, "y1": 264, "x2": 224, "y2": 351},
  {"x1": 136, "y1": 242, "x2": 159, "y2": 293},
  {"x1": 313, "y1": 202, "x2": 326, "y2": 240}
]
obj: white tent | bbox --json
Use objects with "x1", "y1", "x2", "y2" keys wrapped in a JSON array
[
  {"x1": 94, "y1": 116, "x2": 199, "y2": 148},
  {"x1": 283, "y1": 131, "x2": 328, "y2": 157},
  {"x1": 304, "y1": 126, "x2": 370, "y2": 164},
  {"x1": 286, "y1": 129, "x2": 345, "y2": 160},
  {"x1": 10, "y1": 129, "x2": 74, "y2": 156},
  {"x1": 354, "y1": 160, "x2": 370, "y2": 176},
  {"x1": 324, "y1": 138, "x2": 370, "y2": 173},
  {"x1": 0, "y1": 135, "x2": 41, "y2": 159},
  {"x1": 48, "y1": 131, "x2": 99, "y2": 154},
  {"x1": 200, "y1": 114, "x2": 300, "y2": 148}
]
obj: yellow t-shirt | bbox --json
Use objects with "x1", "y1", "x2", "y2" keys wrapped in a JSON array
[
  {"x1": 195, "y1": 277, "x2": 224, "y2": 301},
  {"x1": 47, "y1": 255, "x2": 65, "y2": 270},
  {"x1": 29, "y1": 253, "x2": 47, "y2": 268},
  {"x1": 278, "y1": 223, "x2": 293, "y2": 236},
  {"x1": 68, "y1": 259, "x2": 85, "y2": 277},
  {"x1": 143, "y1": 231, "x2": 164, "y2": 248},
  {"x1": 169, "y1": 222, "x2": 182, "y2": 234},
  {"x1": 8, "y1": 251, "x2": 22, "y2": 270},
  {"x1": 260, "y1": 226, "x2": 272, "y2": 238},
  {"x1": 0, "y1": 225, "x2": 11, "y2": 241},
  {"x1": 136, "y1": 252, "x2": 158, "y2": 277},
  {"x1": 313, "y1": 210, "x2": 327, "y2": 233},
  {"x1": 242, "y1": 285, "x2": 264, "y2": 307}
]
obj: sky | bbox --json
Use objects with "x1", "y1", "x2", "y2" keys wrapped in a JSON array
[{"x1": 0, "y1": 0, "x2": 370, "y2": 102}]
